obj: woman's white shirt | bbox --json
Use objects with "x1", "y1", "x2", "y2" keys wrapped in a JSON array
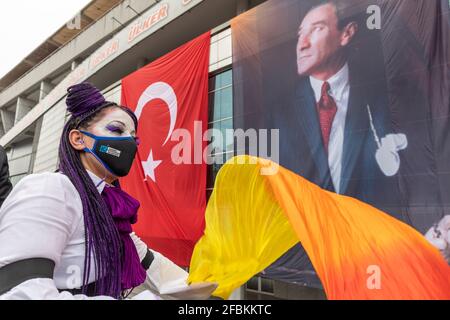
[{"x1": 0, "y1": 171, "x2": 191, "y2": 300}]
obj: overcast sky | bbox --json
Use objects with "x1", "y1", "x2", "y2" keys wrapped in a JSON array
[{"x1": 0, "y1": 0, "x2": 91, "y2": 79}]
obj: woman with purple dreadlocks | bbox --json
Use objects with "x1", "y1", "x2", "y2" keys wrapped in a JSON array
[{"x1": 0, "y1": 83, "x2": 216, "y2": 300}]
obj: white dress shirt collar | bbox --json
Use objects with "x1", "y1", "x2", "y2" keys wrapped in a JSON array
[
  {"x1": 309, "y1": 63, "x2": 349, "y2": 103},
  {"x1": 86, "y1": 170, "x2": 107, "y2": 194},
  {"x1": 307, "y1": 63, "x2": 351, "y2": 194}
]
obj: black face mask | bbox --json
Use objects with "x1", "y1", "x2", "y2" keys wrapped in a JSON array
[{"x1": 80, "y1": 130, "x2": 138, "y2": 177}]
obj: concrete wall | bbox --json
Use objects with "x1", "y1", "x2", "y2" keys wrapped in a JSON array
[
  {"x1": 0, "y1": 0, "x2": 160, "y2": 108},
  {"x1": 33, "y1": 99, "x2": 67, "y2": 173}
]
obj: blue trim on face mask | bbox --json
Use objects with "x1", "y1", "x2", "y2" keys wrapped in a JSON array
[{"x1": 79, "y1": 130, "x2": 136, "y2": 177}]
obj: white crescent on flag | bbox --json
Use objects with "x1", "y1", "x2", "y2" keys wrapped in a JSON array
[{"x1": 135, "y1": 81, "x2": 178, "y2": 145}]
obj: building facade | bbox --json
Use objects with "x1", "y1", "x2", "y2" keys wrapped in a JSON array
[{"x1": 0, "y1": 0, "x2": 323, "y2": 300}]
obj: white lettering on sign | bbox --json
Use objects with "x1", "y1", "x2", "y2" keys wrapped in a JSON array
[
  {"x1": 89, "y1": 40, "x2": 120, "y2": 70},
  {"x1": 128, "y1": 4, "x2": 169, "y2": 43}
]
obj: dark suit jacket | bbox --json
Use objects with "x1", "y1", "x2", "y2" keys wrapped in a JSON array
[
  {"x1": 264, "y1": 66, "x2": 406, "y2": 287},
  {"x1": 272, "y1": 66, "x2": 404, "y2": 211},
  {"x1": 0, "y1": 146, "x2": 12, "y2": 208}
]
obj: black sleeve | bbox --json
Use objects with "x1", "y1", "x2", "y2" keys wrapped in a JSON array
[
  {"x1": 141, "y1": 249, "x2": 155, "y2": 270},
  {"x1": 0, "y1": 146, "x2": 13, "y2": 207}
]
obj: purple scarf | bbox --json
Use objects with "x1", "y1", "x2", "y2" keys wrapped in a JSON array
[{"x1": 101, "y1": 185, "x2": 146, "y2": 291}]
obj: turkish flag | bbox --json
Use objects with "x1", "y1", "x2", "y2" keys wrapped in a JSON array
[{"x1": 120, "y1": 32, "x2": 210, "y2": 266}]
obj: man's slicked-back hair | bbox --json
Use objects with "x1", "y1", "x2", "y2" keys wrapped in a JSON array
[{"x1": 306, "y1": 0, "x2": 360, "y2": 30}]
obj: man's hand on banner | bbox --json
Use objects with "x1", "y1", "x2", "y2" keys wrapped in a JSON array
[
  {"x1": 425, "y1": 215, "x2": 450, "y2": 264},
  {"x1": 375, "y1": 133, "x2": 408, "y2": 176}
]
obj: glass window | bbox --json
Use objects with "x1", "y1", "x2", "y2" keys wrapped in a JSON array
[
  {"x1": 207, "y1": 69, "x2": 233, "y2": 191},
  {"x1": 220, "y1": 70, "x2": 232, "y2": 87},
  {"x1": 220, "y1": 86, "x2": 233, "y2": 119},
  {"x1": 209, "y1": 70, "x2": 233, "y2": 122}
]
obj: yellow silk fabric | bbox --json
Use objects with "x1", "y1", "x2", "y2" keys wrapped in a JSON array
[{"x1": 188, "y1": 156, "x2": 450, "y2": 299}]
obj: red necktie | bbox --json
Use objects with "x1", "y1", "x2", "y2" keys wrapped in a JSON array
[{"x1": 317, "y1": 81, "x2": 337, "y2": 152}]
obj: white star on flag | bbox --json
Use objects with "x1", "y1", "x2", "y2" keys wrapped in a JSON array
[{"x1": 142, "y1": 150, "x2": 162, "y2": 183}]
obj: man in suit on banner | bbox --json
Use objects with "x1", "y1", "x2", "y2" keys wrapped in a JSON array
[
  {"x1": 276, "y1": 0, "x2": 407, "y2": 199},
  {"x1": 266, "y1": 0, "x2": 410, "y2": 289}
]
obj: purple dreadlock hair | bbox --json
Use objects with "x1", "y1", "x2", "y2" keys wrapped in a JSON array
[{"x1": 58, "y1": 82, "x2": 138, "y2": 298}]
